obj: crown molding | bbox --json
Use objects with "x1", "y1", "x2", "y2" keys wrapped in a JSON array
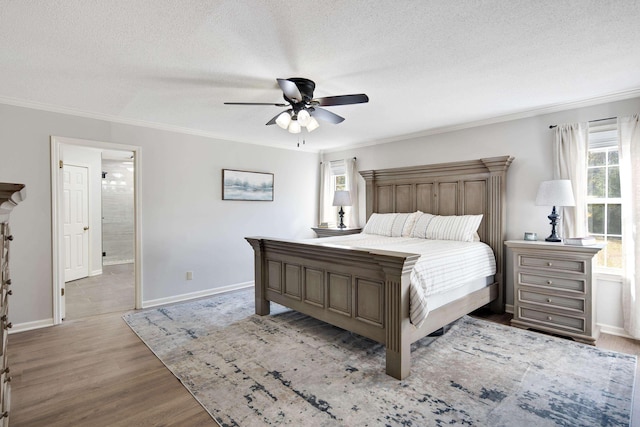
[
  {"x1": 321, "y1": 88, "x2": 640, "y2": 154},
  {"x1": 2, "y1": 88, "x2": 638, "y2": 155},
  {"x1": 0, "y1": 96, "x2": 320, "y2": 153}
]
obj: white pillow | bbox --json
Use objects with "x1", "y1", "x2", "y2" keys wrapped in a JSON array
[
  {"x1": 401, "y1": 211, "x2": 423, "y2": 237},
  {"x1": 363, "y1": 213, "x2": 397, "y2": 236},
  {"x1": 363, "y1": 212, "x2": 424, "y2": 237},
  {"x1": 424, "y1": 215, "x2": 483, "y2": 242},
  {"x1": 410, "y1": 213, "x2": 436, "y2": 239}
]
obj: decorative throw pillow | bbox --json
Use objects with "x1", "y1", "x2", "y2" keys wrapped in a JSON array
[
  {"x1": 401, "y1": 211, "x2": 423, "y2": 237},
  {"x1": 424, "y1": 214, "x2": 483, "y2": 242}
]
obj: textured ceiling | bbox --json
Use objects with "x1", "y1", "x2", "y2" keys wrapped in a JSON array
[{"x1": 1, "y1": 0, "x2": 640, "y2": 151}]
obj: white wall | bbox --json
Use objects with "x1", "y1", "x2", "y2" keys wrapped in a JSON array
[
  {"x1": 0, "y1": 103, "x2": 319, "y2": 326},
  {"x1": 322, "y1": 97, "x2": 640, "y2": 334}
]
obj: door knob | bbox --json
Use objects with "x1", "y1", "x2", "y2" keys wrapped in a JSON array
[{"x1": 84, "y1": 226, "x2": 89, "y2": 231}]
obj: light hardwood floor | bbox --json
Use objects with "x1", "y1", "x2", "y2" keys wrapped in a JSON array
[
  {"x1": 8, "y1": 311, "x2": 217, "y2": 426},
  {"x1": 8, "y1": 306, "x2": 639, "y2": 426}
]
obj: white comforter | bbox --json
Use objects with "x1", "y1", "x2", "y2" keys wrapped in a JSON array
[{"x1": 308, "y1": 234, "x2": 496, "y2": 328}]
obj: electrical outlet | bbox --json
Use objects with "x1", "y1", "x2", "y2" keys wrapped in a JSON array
[{"x1": 186, "y1": 271, "x2": 193, "y2": 280}]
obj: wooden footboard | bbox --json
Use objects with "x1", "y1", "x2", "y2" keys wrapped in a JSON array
[{"x1": 246, "y1": 237, "x2": 497, "y2": 379}]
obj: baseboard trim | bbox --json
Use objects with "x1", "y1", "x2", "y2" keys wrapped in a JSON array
[
  {"x1": 90, "y1": 269, "x2": 103, "y2": 277},
  {"x1": 598, "y1": 323, "x2": 633, "y2": 339},
  {"x1": 505, "y1": 304, "x2": 514, "y2": 314},
  {"x1": 141, "y1": 281, "x2": 254, "y2": 309},
  {"x1": 10, "y1": 318, "x2": 55, "y2": 334}
]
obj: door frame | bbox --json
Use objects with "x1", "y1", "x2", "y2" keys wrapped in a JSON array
[{"x1": 51, "y1": 136, "x2": 143, "y2": 324}]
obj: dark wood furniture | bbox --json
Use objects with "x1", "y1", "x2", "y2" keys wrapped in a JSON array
[{"x1": 246, "y1": 156, "x2": 513, "y2": 379}]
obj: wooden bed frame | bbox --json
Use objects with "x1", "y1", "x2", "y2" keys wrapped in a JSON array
[{"x1": 246, "y1": 156, "x2": 513, "y2": 379}]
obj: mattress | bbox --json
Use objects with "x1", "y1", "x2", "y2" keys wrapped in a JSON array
[{"x1": 309, "y1": 233, "x2": 496, "y2": 327}]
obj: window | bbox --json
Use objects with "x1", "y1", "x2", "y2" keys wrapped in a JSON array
[{"x1": 587, "y1": 124, "x2": 621, "y2": 270}]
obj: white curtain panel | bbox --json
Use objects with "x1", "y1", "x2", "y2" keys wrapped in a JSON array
[
  {"x1": 553, "y1": 123, "x2": 589, "y2": 238},
  {"x1": 319, "y1": 158, "x2": 359, "y2": 228},
  {"x1": 345, "y1": 158, "x2": 359, "y2": 228},
  {"x1": 318, "y1": 161, "x2": 334, "y2": 226},
  {"x1": 619, "y1": 114, "x2": 640, "y2": 338}
]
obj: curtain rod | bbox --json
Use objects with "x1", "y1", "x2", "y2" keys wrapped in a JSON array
[
  {"x1": 549, "y1": 117, "x2": 616, "y2": 129},
  {"x1": 320, "y1": 157, "x2": 357, "y2": 164}
]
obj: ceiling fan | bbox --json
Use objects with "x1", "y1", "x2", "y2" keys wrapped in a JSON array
[{"x1": 224, "y1": 77, "x2": 369, "y2": 134}]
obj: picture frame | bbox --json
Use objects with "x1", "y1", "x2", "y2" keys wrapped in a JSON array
[{"x1": 222, "y1": 169, "x2": 274, "y2": 201}]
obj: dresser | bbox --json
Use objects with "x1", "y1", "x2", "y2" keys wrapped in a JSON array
[
  {"x1": 0, "y1": 183, "x2": 26, "y2": 426},
  {"x1": 505, "y1": 240, "x2": 603, "y2": 345},
  {"x1": 312, "y1": 227, "x2": 362, "y2": 238}
]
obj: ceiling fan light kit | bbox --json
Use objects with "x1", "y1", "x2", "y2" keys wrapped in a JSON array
[
  {"x1": 275, "y1": 111, "x2": 291, "y2": 129},
  {"x1": 225, "y1": 77, "x2": 369, "y2": 136}
]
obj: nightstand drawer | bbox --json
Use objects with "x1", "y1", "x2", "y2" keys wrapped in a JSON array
[
  {"x1": 519, "y1": 307, "x2": 585, "y2": 333},
  {"x1": 518, "y1": 289, "x2": 585, "y2": 313},
  {"x1": 519, "y1": 255, "x2": 585, "y2": 274},
  {"x1": 519, "y1": 272, "x2": 585, "y2": 293}
]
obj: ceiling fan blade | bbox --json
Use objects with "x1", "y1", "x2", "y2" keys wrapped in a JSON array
[
  {"x1": 224, "y1": 102, "x2": 288, "y2": 107},
  {"x1": 313, "y1": 94, "x2": 369, "y2": 107},
  {"x1": 310, "y1": 107, "x2": 345, "y2": 124},
  {"x1": 277, "y1": 78, "x2": 302, "y2": 102},
  {"x1": 265, "y1": 113, "x2": 279, "y2": 126},
  {"x1": 265, "y1": 109, "x2": 293, "y2": 126}
]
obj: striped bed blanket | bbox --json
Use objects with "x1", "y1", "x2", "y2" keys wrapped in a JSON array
[{"x1": 309, "y1": 234, "x2": 496, "y2": 328}]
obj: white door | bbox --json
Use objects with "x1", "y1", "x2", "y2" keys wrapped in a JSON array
[{"x1": 63, "y1": 165, "x2": 89, "y2": 284}]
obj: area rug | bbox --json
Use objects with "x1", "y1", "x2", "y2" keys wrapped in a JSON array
[{"x1": 123, "y1": 289, "x2": 636, "y2": 426}]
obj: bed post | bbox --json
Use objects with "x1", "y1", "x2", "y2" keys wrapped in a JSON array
[
  {"x1": 245, "y1": 237, "x2": 270, "y2": 315},
  {"x1": 374, "y1": 252, "x2": 420, "y2": 380},
  {"x1": 481, "y1": 156, "x2": 514, "y2": 313},
  {"x1": 359, "y1": 169, "x2": 375, "y2": 220}
]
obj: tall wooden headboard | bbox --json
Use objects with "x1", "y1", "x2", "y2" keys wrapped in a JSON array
[{"x1": 359, "y1": 156, "x2": 514, "y2": 312}]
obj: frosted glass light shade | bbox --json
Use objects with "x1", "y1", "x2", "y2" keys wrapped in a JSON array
[
  {"x1": 288, "y1": 120, "x2": 301, "y2": 134},
  {"x1": 306, "y1": 117, "x2": 320, "y2": 132},
  {"x1": 297, "y1": 109, "x2": 311, "y2": 126},
  {"x1": 535, "y1": 180, "x2": 575, "y2": 206},
  {"x1": 275, "y1": 112, "x2": 291, "y2": 129}
]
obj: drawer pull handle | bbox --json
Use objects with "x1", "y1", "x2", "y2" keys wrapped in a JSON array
[
  {"x1": 547, "y1": 298, "x2": 552, "y2": 303},
  {"x1": 547, "y1": 316, "x2": 553, "y2": 321},
  {"x1": 4, "y1": 322, "x2": 12, "y2": 329},
  {"x1": 5, "y1": 235, "x2": 13, "y2": 242},
  {"x1": 4, "y1": 279, "x2": 10, "y2": 286},
  {"x1": 547, "y1": 280, "x2": 553, "y2": 285},
  {"x1": 547, "y1": 262, "x2": 553, "y2": 266}
]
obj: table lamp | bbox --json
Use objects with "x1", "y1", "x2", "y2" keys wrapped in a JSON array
[
  {"x1": 332, "y1": 190, "x2": 352, "y2": 229},
  {"x1": 535, "y1": 180, "x2": 575, "y2": 242}
]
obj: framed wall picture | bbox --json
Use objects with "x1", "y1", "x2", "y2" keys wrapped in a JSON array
[{"x1": 222, "y1": 169, "x2": 274, "y2": 201}]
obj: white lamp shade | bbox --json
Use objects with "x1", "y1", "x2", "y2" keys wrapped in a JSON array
[
  {"x1": 275, "y1": 112, "x2": 291, "y2": 129},
  {"x1": 297, "y1": 109, "x2": 311, "y2": 126},
  {"x1": 332, "y1": 190, "x2": 352, "y2": 207},
  {"x1": 306, "y1": 117, "x2": 320, "y2": 132},
  {"x1": 288, "y1": 120, "x2": 301, "y2": 134},
  {"x1": 535, "y1": 180, "x2": 575, "y2": 207}
]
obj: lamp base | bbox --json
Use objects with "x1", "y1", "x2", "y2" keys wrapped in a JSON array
[
  {"x1": 337, "y1": 206, "x2": 346, "y2": 229},
  {"x1": 545, "y1": 205, "x2": 562, "y2": 242}
]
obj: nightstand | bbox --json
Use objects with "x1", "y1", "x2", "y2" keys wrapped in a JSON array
[
  {"x1": 505, "y1": 240, "x2": 603, "y2": 345},
  {"x1": 312, "y1": 227, "x2": 362, "y2": 238}
]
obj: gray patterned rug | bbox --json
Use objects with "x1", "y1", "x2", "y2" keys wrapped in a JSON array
[{"x1": 123, "y1": 289, "x2": 636, "y2": 426}]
